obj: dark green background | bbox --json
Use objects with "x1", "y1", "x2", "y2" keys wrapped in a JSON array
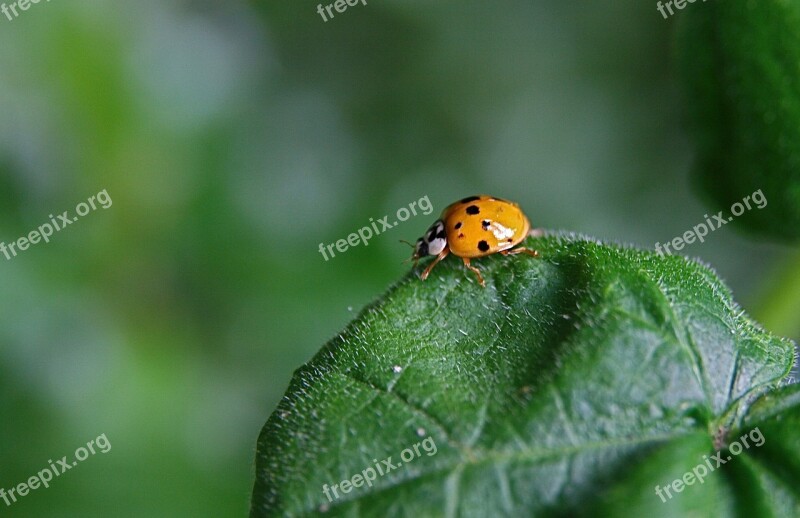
[{"x1": 0, "y1": 1, "x2": 797, "y2": 516}]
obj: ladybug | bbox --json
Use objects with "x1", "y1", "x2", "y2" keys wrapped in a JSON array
[{"x1": 406, "y1": 195, "x2": 539, "y2": 287}]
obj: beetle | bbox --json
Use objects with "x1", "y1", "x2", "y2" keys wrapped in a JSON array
[{"x1": 405, "y1": 195, "x2": 539, "y2": 287}]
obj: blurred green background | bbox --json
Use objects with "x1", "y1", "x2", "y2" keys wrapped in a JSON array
[{"x1": 0, "y1": 1, "x2": 797, "y2": 517}]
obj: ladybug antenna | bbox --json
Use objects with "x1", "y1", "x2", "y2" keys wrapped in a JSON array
[{"x1": 399, "y1": 239, "x2": 419, "y2": 266}]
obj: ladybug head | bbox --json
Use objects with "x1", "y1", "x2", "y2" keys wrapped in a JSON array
[
  {"x1": 408, "y1": 220, "x2": 447, "y2": 263},
  {"x1": 402, "y1": 220, "x2": 448, "y2": 266}
]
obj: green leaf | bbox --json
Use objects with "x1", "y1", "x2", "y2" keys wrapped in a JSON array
[
  {"x1": 250, "y1": 234, "x2": 797, "y2": 517},
  {"x1": 677, "y1": 0, "x2": 800, "y2": 240}
]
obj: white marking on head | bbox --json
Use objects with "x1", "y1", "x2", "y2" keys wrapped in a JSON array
[
  {"x1": 423, "y1": 220, "x2": 447, "y2": 255},
  {"x1": 427, "y1": 237, "x2": 446, "y2": 255}
]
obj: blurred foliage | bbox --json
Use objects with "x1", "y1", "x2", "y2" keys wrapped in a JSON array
[
  {"x1": 252, "y1": 234, "x2": 796, "y2": 516},
  {"x1": 678, "y1": 0, "x2": 800, "y2": 240},
  {"x1": 0, "y1": 1, "x2": 797, "y2": 517}
]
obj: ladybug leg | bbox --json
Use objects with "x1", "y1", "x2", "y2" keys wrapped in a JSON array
[
  {"x1": 461, "y1": 257, "x2": 486, "y2": 287},
  {"x1": 501, "y1": 247, "x2": 539, "y2": 258},
  {"x1": 420, "y1": 248, "x2": 449, "y2": 281}
]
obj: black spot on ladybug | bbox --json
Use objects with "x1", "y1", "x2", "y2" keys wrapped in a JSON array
[
  {"x1": 460, "y1": 196, "x2": 481, "y2": 204},
  {"x1": 458, "y1": 233, "x2": 465, "y2": 239},
  {"x1": 478, "y1": 240, "x2": 490, "y2": 252},
  {"x1": 466, "y1": 205, "x2": 480, "y2": 215},
  {"x1": 481, "y1": 220, "x2": 490, "y2": 230},
  {"x1": 454, "y1": 222, "x2": 462, "y2": 229},
  {"x1": 507, "y1": 238, "x2": 513, "y2": 242}
]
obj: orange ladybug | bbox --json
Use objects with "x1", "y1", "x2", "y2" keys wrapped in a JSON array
[{"x1": 407, "y1": 195, "x2": 539, "y2": 287}]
